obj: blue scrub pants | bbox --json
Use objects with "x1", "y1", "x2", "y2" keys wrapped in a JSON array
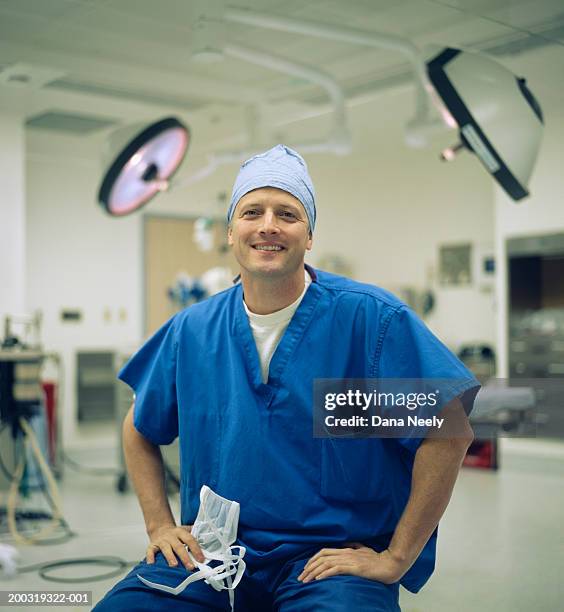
[{"x1": 93, "y1": 549, "x2": 401, "y2": 611}]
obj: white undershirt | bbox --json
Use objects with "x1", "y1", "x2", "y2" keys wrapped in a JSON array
[{"x1": 244, "y1": 270, "x2": 312, "y2": 383}]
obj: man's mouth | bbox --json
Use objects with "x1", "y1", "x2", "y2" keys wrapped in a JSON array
[{"x1": 252, "y1": 244, "x2": 284, "y2": 251}]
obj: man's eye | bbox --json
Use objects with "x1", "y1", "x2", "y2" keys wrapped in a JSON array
[
  {"x1": 281, "y1": 211, "x2": 297, "y2": 219},
  {"x1": 243, "y1": 210, "x2": 260, "y2": 216}
]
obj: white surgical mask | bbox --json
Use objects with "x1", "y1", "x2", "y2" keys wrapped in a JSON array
[{"x1": 138, "y1": 486, "x2": 246, "y2": 611}]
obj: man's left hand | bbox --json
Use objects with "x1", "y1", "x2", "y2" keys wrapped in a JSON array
[{"x1": 297, "y1": 543, "x2": 406, "y2": 584}]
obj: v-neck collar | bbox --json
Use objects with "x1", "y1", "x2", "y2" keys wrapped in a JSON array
[{"x1": 234, "y1": 266, "x2": 322, "y2": 392}]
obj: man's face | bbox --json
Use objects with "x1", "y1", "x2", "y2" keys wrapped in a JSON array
[{"x1": 227, "y1": 187, "x2": 312, "y2": 279}]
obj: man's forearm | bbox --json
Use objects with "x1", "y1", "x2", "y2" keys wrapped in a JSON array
[
  {"x1": 123, "y1": 406, "x2": 176, "y2": 538},
  {"x1": 387, "y1": 435, "x2": 471, "y2": 573},
  {"x1": 387, "y1": 398, "x2": 474, "y2": 573}
]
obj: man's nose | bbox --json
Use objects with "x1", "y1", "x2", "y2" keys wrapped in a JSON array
[{"x1": 259, "y1": 210, "x2": 280, "y2": 233}]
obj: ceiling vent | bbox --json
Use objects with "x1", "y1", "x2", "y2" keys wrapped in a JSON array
[
  {"x1": 0, "y1": 63, "x2": 66, "y2": 88},
  {"x1": 26, "y1": 111, "x2": 119, "y2": 134},
  {"x1": 45, "y1": 78, "x2": 204, "y2": 111}
]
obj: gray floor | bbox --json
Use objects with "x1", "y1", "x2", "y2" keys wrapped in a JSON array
[{"x1": 1, "y1": 440, "x2": 563, "y2": 612}]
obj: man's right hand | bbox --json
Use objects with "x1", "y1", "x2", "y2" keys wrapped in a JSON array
[{"x1": 146, "y1": 525, "x2": 206, "y2": 570}]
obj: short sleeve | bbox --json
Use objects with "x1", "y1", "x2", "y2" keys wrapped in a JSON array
[
  {"x1": 118, "y1": 316, "x2": 179, "y2": 445},
  {"x1": 375, "y1": 306, "x2": 480, "y2": 452}
]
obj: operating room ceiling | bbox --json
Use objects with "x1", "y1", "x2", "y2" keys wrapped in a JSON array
[{"x1": 0, "y1": 0, "x2": 563, "y2": 142}]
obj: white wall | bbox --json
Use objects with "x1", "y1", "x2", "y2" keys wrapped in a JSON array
[
  {"x1": 25, "y1": 132, "x2": 142, "y2": 446},
  {"x1": 0, "y1": 113, "x2": 26, "y2": 324}
]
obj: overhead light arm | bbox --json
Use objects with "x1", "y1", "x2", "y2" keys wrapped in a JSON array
[
  {"x1": 223, "y1": 43, "x2": 350, "y2": 153},
  {"x1": 176, "y1": 42, "x2": 351, "y2": 189},
  {"x1": 223, "y1": 7, "x2": 437, "y2": 142}
]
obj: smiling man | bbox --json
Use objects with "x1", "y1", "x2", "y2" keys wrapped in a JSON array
[
  {"x1": 228, "y1": 186, "x2": 312, "y2": 314},
  {"x1": 94, "y1": 145, "x2": 479, "y2": 612}
]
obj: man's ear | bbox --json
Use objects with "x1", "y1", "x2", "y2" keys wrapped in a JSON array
[
  {"x1": 227, "y1": 224, "x2": 233, "y2": 246},
  {"x1": 306, "y1": 231, "x2": 313, "y2": 251}
]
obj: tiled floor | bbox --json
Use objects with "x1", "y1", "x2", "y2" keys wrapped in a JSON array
[{"x1": 1, "y1": 439, "x2": 563, "y2": 611}]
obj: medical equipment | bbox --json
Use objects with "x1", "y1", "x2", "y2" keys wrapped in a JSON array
[
  {"x1": 97, "y1": 9, "x2": 543, "y2": 216},
  {"x1": 0, "y1": 315, "x2": 68, "y2": 544},
  {"x1": 470, "y1": 383, "x2": 537, "y2": 437},
  {"x1": 97, "y1": 117, "x2": 190, "y2": 216},
  {"x1": 2, "y1": 313, "x2": 43, "y2": 351},
  {"x1": 137, "y1": 485, "x2": 246, "y2": 611},
  {"x1": 428, "y1": 47, "x2": 543, "y2": 201},
  {"x1": 466, "y1": 382, "x2": 546, "y2": 469},
  {"x1": 0, "y1": 350, "x2": 43, "y2": 430}
]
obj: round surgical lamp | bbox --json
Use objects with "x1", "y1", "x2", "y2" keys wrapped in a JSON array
[
  {"x1": 427, "y1": 48, "x2": 543, "y2": 201},
  {"x1": 98, "y1": 117, "x2": 190, "y2": 216}
]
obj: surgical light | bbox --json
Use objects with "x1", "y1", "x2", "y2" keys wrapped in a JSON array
[
  {"x1": 426, "y1": 47, "x2": 543, "y2": 201},
  {"x1": 97, "y1": 117, "x2": 190, "y2": 216},
  {"x1": 440, "y1": 142, "x2": 465, "y2": 162}
]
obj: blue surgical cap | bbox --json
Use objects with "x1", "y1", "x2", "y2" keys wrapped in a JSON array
[{"x1": 227, "y1": 144, "x2": 316, "y2": 231}]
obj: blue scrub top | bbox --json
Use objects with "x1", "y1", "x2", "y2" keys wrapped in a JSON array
[{"x1": 119, "y1": 267, "x2": 479, "y2": 593}]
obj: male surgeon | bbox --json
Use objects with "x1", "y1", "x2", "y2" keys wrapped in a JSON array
[{"x1": 94, "y1": 144, "x2": 479, "y2": 611}]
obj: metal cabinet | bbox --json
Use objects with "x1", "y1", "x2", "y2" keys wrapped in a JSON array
[{"x1": 76, "y1": 351, "x2": 116, "y2": 422}]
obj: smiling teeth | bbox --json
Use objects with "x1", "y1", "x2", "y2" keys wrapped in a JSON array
[{"x1": 255, "y1": 245, "x2": 282, "y2": 251}]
